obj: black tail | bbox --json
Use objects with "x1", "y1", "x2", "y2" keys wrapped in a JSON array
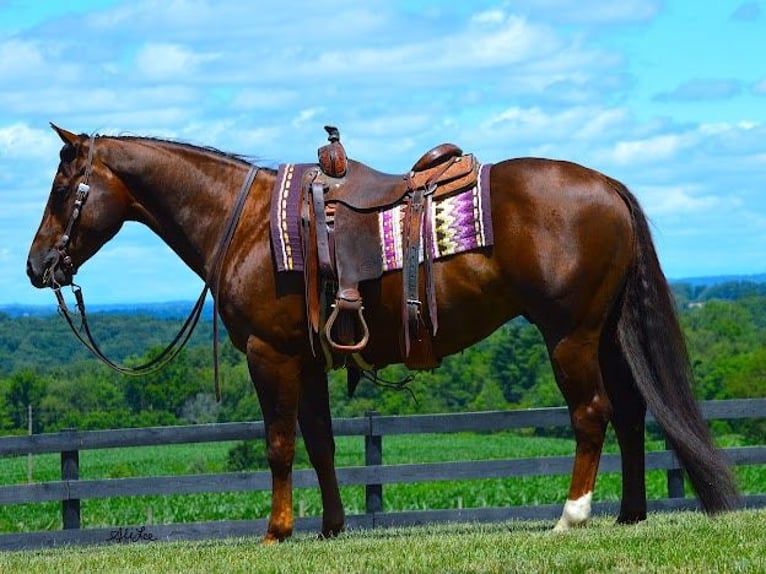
[{"x1": 611, "y1": 180, "x2": 740, "y2": 513}]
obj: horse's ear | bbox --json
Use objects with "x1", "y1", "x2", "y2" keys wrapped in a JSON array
[{"x1": 50, "y1": 123, "x2": 79, "y2": 146}]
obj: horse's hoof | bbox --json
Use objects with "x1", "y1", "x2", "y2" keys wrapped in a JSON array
[
  {"x1": 319, "y1": 525, "x2": 344, "y2": 540},
  {"x1": 553, "y1": 518, "x2": 588, "y2": 532},
  {"x1": 262, "y1": 530, "x2": 291, "y2": 545},
  {"x1": 616, "y1": 512, "x2": 647, "y2": 525}
]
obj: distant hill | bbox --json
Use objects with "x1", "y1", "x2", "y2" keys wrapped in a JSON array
[
  {"x1": 670, "y1": 273, "x2": 766, "y2": 287},
  {"x1": 2, "y1": 273, "x2": 764, "y2": 318},
  {"x1": 0, "y1": 300, "x2": 215, "y2": 319}
]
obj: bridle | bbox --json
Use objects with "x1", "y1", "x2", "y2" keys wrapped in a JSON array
[
  {"x1": 49, "y1": 134, "x2": 259, "y2": 399},
  {"x1": 58, "y1": 134, "x2": 95, "y2": 275},
  {"x1": 41, "y1": 135, "x2": 96, "y2": 286}
]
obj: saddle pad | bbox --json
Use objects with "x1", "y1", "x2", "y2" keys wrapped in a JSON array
[
  {"x1": 270, "y1": 162, "x2": 494, "y2": 273},
  {"x1": 381, "y1": 163, "x2": 493, "y2": 271},
  {"x1": 270, "y1": 163, "x2": 313, "y2": 272}
]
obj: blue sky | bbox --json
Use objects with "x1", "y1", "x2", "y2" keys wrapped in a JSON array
[{"x1": 1, "y1": 0, "x2": 764, "y2": 305}]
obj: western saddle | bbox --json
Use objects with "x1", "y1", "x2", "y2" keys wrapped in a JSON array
[{"x1": 301, "y1": 126, "x2": 479, "y2": 371}]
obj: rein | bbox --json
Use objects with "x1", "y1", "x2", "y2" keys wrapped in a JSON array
[
  {"x1": 52, "y1": 137, "x2": 259, "y2": 400},
  {"x1": 54, "y1": 283, "x2": 208, "y2": 376}
]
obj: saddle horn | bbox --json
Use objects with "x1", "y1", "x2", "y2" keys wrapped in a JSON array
[{"x1": 318, "y1": 126, "x2": 347, "y2": 177}]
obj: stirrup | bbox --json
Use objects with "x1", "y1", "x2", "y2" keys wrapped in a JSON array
[{"x1": 324, "y1": 300, "x2": 370, "y2": 353}]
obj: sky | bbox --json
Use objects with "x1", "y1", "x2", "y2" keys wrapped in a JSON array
[{"x1": 0, "y1": 0, "x2": 764, "y2": 305}]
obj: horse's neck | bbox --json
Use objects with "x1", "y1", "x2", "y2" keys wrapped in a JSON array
[{"x1": 108, "y1": 139, "x2": 249, "y2": 281}]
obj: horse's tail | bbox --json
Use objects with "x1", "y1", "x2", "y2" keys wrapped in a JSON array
[{"x1": 610, "y1": 179, "x2": 740, "y2": 513}]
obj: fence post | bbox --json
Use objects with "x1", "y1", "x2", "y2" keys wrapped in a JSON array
[
  {"x1": 61, "y1": 429, "x2": 81, "y2": 530},
  {"x1": 365, "y1": 411, "x2": 383, "y2": 515},
  {"x1": 665, "y1": 438, "x2": 685, "y2": 499}
]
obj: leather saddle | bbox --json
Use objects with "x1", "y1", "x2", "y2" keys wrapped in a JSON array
[{"x1": 301, "y1": 126, "x2": 479, "y2": 370}]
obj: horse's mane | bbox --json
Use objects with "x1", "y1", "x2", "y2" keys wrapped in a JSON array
[{"x1": 87, "y1": 132, "x2": 270, "y2": 168}]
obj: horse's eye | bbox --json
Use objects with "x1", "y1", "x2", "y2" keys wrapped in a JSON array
[{"x1": 59, "y1": 145, "x2": 76, "y2": 163}]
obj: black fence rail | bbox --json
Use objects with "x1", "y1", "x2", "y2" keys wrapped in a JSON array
[{"x1": 1, "y1": 398, "x2": 764, "y2": 550}]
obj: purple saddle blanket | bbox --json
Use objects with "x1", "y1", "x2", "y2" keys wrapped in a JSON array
[{"x1": 270, "y1": 163, "x2": 494, "y2": 273}]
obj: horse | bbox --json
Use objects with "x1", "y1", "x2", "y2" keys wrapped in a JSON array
[{"x1": 26, "y1": 125, "x2": 739, "y2": 543}]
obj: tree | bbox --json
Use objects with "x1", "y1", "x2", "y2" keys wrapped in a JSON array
[
  {"x1": 122, "y1": 348, "x2": 203, "y2": 419},
  {"x1": 0, "y1": 389, "x2": 14, "y2": 431},
  {"x1": 2, "y1": 370, "x2": 48, "y2": 432},
  {"x1": 468, "y1": 378, "x2": 508, "y2": 411},
  {"x1": 38, "y1": 365, "x2": 125, "y2": 431}
]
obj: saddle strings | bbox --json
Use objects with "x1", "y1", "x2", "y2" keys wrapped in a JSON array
[{"x1": 360, "y1": 369, "x2": 418, "y2": 403}]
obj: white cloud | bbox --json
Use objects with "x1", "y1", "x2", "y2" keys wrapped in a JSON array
[
  {"x1": 471, "y1": 9, "x2": 506, "y2": 25},
  {"x1": 606, "y1": 133, "x2": 694, "y2": 165},
  {"x1": 280, "y1": 12, "x2": 581, "y2": 86},
  {"x1": 0, "y1": 124, "x2": 59, "y2": 159},
  {"x1": 230, "y1": 89, "x2": 300, "y2": 111},
  {"x1": 0, "y1": 39, "x2": 45, "y2": 76},
  {"x1": 521, "y1": 0, "x2": 661, "y2": 23},
  {"x1": 637, "y1": 184, "x2": 722, "y2": 216},
  {"x1": 461, "y1": 15, "x2": 559, "y2": 67},
  {"x1": 575, "y1": 108, "x2": 631, "y2": 139},
  {"x1": 84, "y1": 0, "x2": 226, "y2": 35},
  {"x1": 291, "y1": 108, "x2": 324, "y2": 128},
  {"x1": 133, "y1": 43, "x2": 220, "y2": 80},
  {"x1": 484, "y1": 105, "x2": 629, "y2": 142},
  {"x1": 0, "y1": 85, "x2": 200, "y2": 122}
]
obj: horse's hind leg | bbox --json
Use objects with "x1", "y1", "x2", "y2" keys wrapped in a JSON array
[
  {"x1": 547, "y1": 330, "x2": 613, "y2": 531},
  {"x1": 246, "y1": 336, "x2": 301, "y2": 544},
  {"x1": 600, "y1": 330, "x2": 648, "y2": 524},
  {"x1": 298, "y1": 368, "x2": 345, "y2": 538}
]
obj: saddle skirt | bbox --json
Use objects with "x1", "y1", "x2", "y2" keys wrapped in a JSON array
[{"x1": 270, "y1": 162, "x2": 494, "y2": 274}]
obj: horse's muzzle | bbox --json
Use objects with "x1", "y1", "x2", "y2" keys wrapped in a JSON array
[{"x1": 27, "y1": 249, "x2": 71, "y2": 288}]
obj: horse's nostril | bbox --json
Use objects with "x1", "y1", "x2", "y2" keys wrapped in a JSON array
[
  {"x1": 26, "y1": 250, "x2": 59, "y2": 287},
  {"x1": 27, "y1": 256, "x2": 44, "y2": 286}
]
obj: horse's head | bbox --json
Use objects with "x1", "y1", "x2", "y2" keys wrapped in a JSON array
[{"x1": 27, "y1": 124, "x2": 131, "y2": 288}]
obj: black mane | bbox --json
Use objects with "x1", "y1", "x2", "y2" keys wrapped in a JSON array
[{"x1": 96, "y1": 133, "x2": 269, "y2": 168}]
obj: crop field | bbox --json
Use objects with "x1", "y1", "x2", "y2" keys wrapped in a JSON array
[{"x1": 1, "y1": 430, "x2": 763, "y2": 535}]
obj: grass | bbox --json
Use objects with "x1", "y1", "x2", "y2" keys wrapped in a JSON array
[
  {"x1": 0, "y1": 510, "x2": 764, "y2": 573},
  {"x1": 0, "y1": 431, "x2": 764, "y2": 534}
]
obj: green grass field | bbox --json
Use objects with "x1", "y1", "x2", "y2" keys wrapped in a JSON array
[
  {"x1": 0, "y1": 510, "x2": 764, "y2": 573},
  {"x1": 1, "y1": 430, "x2": 763, "y2": 535}
]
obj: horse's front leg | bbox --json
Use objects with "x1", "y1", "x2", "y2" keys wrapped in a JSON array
[
  {"x1": 298, "y1": 367, "x2": 345, "y2": 538},
  {"x1": 246, "y1": 336, "x2": 301, "y2": 543}
]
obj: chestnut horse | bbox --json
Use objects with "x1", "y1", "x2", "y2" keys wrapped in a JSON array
[{"x1": 27, "y1": 126, "x2": 738, "y2": 543}]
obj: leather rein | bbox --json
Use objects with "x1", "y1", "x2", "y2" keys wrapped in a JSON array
[{"x1": 51, "y1": 135, "x2": 258, "y2": 401}]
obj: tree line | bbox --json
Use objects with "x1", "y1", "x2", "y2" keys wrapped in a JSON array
[{"x1": 0, "y1": 281, "x2": 764, "y2": 439}]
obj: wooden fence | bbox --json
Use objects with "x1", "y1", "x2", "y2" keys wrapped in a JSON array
[{"x1": 1, "y1": 398, "x2": 764, "y2": 551}]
